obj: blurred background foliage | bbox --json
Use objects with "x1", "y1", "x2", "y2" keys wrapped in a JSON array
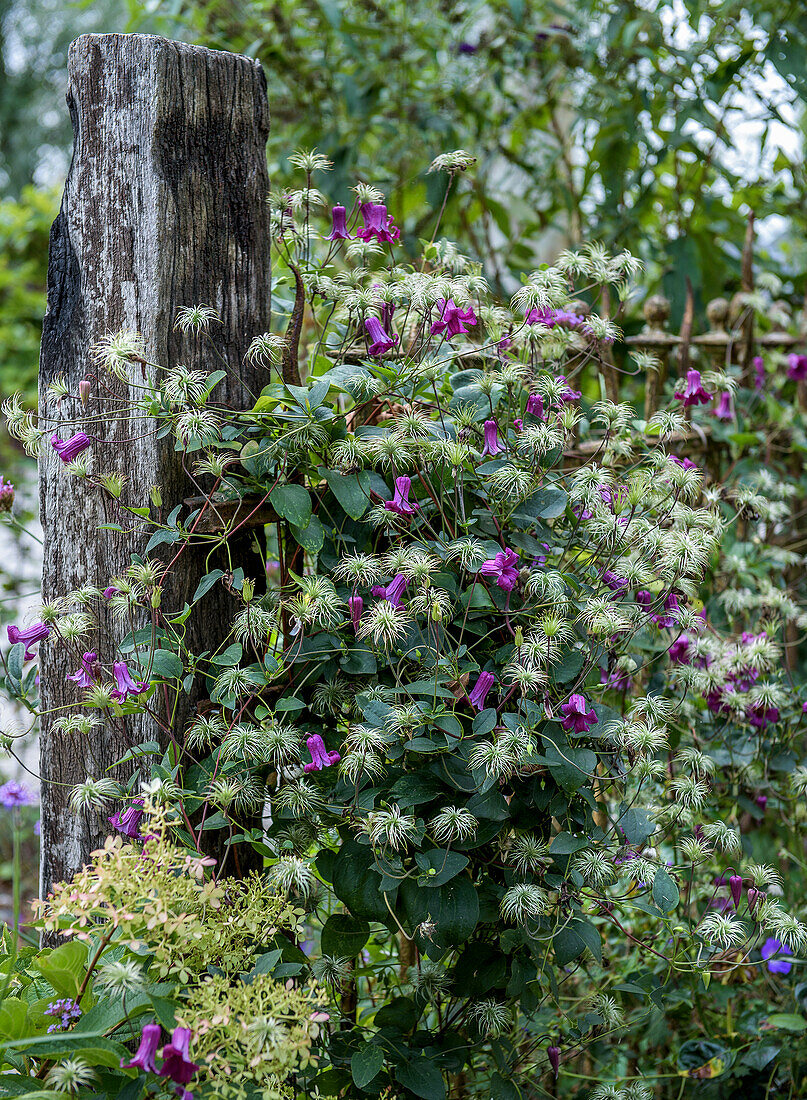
[{"x1": 1, "y1": 0, "x2": 806, "y2": 414}]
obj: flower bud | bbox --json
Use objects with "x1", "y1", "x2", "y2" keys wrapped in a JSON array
[
  {"x1": 430, "y1": 599, "x2": 443, "y2": 622},
  {"x1": 514, "y1": 626, "x2": 523, "y2": 647},
  {"x1": 151, "y1": 587, "x2": 162, "y2": 609},
  {"x1": 78, "y1": 379, "x2": 91, "y2": 406},
  {"x1": 729, "y1": 874, "x2": 743, "y2": 909},
  {"x1": 149, "y1": 485, "x2": 163, "y2": 508},
  {"x1": 547, "y1": 1045, "x2": 560, "y2": 1079},
  {"x1": 242, "y1": 579, "x2": 255, "y2": 603}
]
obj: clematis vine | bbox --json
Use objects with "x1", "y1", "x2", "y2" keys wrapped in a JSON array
[
  {"x1": 303, "y1": 734, "x2": 341, "y2": 773},
  {"x1": 480, "y1": 419, "x2": 503, "y2": 457},
  {"x1": 559, "y1": 693, "x2": 598, "y2": 734},
  {"x1": 356, "y1": 203, "x2": 399, "y2": 243},
  {"x1": 0, "y1": 476, "x2": 14, "y2": 512},
  {"x1": 158, "y1": 1027, "x2": 199, "y2": 1085},
  {"x1": 111, "y1": 661, "x2": 148, "y2": 702},
  {"x1": 365, "y1": 316, "x2": 398, "y2": 357},
  {"x1": 67, "y1": 651, "x2": 100, "y2": 689},
  {"x1": 121, "y1": 1023, "x2": 162, "y2": 1074},
  {"x1": 711, "y1": 392, "x2": 734, "y2": 421},
  {"x1": 479, "y1": 548, "x2": 519, "y2": 591},
  {"x1": 372, "y1": 573, "x2": 408, "y2": 607},
  {"x1": 326, "y1": 204, "x2": 351, "y2": 240},
  {"x1": 348, "y1": 595, "x2": 363, "y2": 632},
  {"x1": 384, "y1": 475, "x2": 419, "y2": 516},
  {"x1": 7, "y1": 621, "x2": 50, "y2": 661},
  {"x1": 430, "y1": 298, "x2": 478, "y2": 339},
  {"x1": 468, "y1": 671, "x2": 495, "y2": 711},
  {"x1": 109, "y1": 799, "x2": 145, "y2": 838},
  {"x1": 51, "y1": 431, "x2": 91, "y2": 463},
  {"x1": 753, "y1": 355, "x2": 766, "y2": 391},
  {"x1": 526, "y1": 393, "x2": 544, "y2": 419},
  {"x1": 674, "y1": 369, "x2": 710, "y2": 407}
]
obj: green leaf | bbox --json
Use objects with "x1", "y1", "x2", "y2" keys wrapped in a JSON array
[
  {"x1": 147, "y1": 648, "x2": 183, "y2": 680},
  {"x1": 396, "y1": 1056, "x2": 446, "y2": 1100},
  {"x1": 0, "y1": 998, "x2": 30, "y2": 1041},
  {"x1": 192, "y1": 569, "x2": 223, "y2": 603},
  {"x1": 544, "y1": 741, "x2": 596, "y2": 793},
  {"x1": 210, "y1": 643, "x2": 243, "y2": 666},
  {"x1": 35, "y1": 941, "x2": 87, "y2": 999},
  {"x1": 351, "y1": 1043, "x2": 385, "y2": 1088},
  {"x1": 321, "y1": 913, "x2": 370, "y2": 958},
  {"x1": 320, "y1": 468, "x2": 372, "y2": 519},
  {"x1": 553, "y1": 919, "x2": 600, "y2": 965},
  {"x1": 332, "y1": 839, "x2": 393, "y2": 922},
  {"x1": 270, "y1": 483, "x2": 312, "y2": 528},
  {"x1": 652, "y1": 867, "x2": 679, "y2": 913},
  {"x1": 550, "y1": 832, "x2": 589, "y2": 856},
  {"x1": 414, "y1": 849, "x2": 469, "y2": 887},
  {"x1": 6, "y1": 643, "x2": 24, "y2": 687},
  {"x1": 291, "y1": 514, "x2": 324, "y2": 554},
  {"x1": 766, "y1": 1013, "x2": 807, "y2": 1032},
  {"x1": 472, "y1": 708, "x2": 497, "y2": 735}
]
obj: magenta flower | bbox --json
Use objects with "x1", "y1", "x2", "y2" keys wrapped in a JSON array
[
  {"x1": 653, "y1": 591, "x2": 681, "y2": 628},
  {"x1": 384, "y1": 475, "x2": 420, "y2": 516},
  {"x1": 67, "y1": 651, "x2": 99, "y2": 689},
  {"x1": 7, "y1": 621, "x2": 50, "y2": 661},
  {"x1": 348, "y1": 595, "x2": 363, "y2": 632},
  {"x1": 674, "y1": 369, "x2": 711, "y2": 407},
  {"x1": 0, "y1": 781, "x2": 36, "y2": 809},
  {"x1": 356, "y1": 203, "x2": 399, "y2": 243},
  {"x1": 547, "y1": 1044, "x2": 560, "y2": 1079},
  {"x1": 0, "y1": 477, "x2": 14, "y2": 513},
  {"x1": 526, "y1": 394, "x2": 544, "y2": 419},
  {"x1": 635, "y1": 590, "x2": 653, "y2": 611},
  {"x1": 558, "y1": 375, "x2": 582, "y2": 402},
  {"x1": 109, "y1": 799, "x2": 145, "y2": 838},
  {"x1": 753, "y1": 355, "x2": 765, "y2": 391},
  {"x1": 468, "y1": 671, "x2": 495, "y2": 711},
  {"x1": 761, "y1": 937, "x2": 792, "y2": 974},
  {"x1": 372, "y1": 573, "x2": 408, "y2": 608},
  {"x1": 671, "y1": 455, "x2": 698, "y2": 471},
  {"x1": 103, "y1": 586, "x2": 119, "y2": 598},
  {"x1": 480, "y1": 547, "x2": 519, "y2": 591},
  {"x1": 480, "y1": 419, "x2": 503, "y2": 457},
  {"x1": 365, "y1": 316, "x2": 397, "y2": 357},
  {"x1": 600, "y1": 665, "x2": 632, "y2": 692},
  {"x1": 326, "y1": 205, "x2": 351, "y2": 240},
  {"x1": 303, "y1": 734, "x2": 341, "y2": 774},
  {"x1": 51, "y1": 431, "x2": 91, "y2": 463},
  {"x1": 430, "y1": 298, "x2": 478, "y2": 339},
  {"x1": 111, "y1": 661, "x2": 148, "y2": 702},
  {"x1": 513, "y1": 418, "x2": 523, "y2": 432},
  {"x1": 121, "y1": 1023, "x2": 162, "y2": 1073},
  {"x1": 559, "y1": 694, "x2": 598, "y2": 734},
  {"x1": 601, "y1": 570, "x2": 628, "y2": 597},
  {"x1": 729, "y1": 874, "x2": 743, "y2": 909},
  {"x1": 787, "y1": 353, "x2": 807, "y2": 381},
  {"x1": 748, "y1": 703, "x2": 779, "y2": 729},
  {"x1": 711, "y1": 392, "x2": 734, "y2": 421},
  {"x1": 158, "y1": 1027, "x2": 199, "y2": 1085},
  {"x1": 668, "y1": 635, "x2": 690, "y2": 664}
]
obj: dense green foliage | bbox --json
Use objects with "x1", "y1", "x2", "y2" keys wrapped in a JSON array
[
  {"x1": 139, "y1": 0, "x2": 807, "y2": 316},
  {"x1": 3, "y1": 159, "x2": 807, "y2": 1095}
]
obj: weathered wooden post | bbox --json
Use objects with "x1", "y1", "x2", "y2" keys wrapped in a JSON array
[{"x1": 38, "y1": 34, "x2": 272, "y2": 894}]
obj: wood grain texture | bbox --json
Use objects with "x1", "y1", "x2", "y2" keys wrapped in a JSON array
[{"x1": 38, "y1": 33, "x2": 271, "y2": 894}]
